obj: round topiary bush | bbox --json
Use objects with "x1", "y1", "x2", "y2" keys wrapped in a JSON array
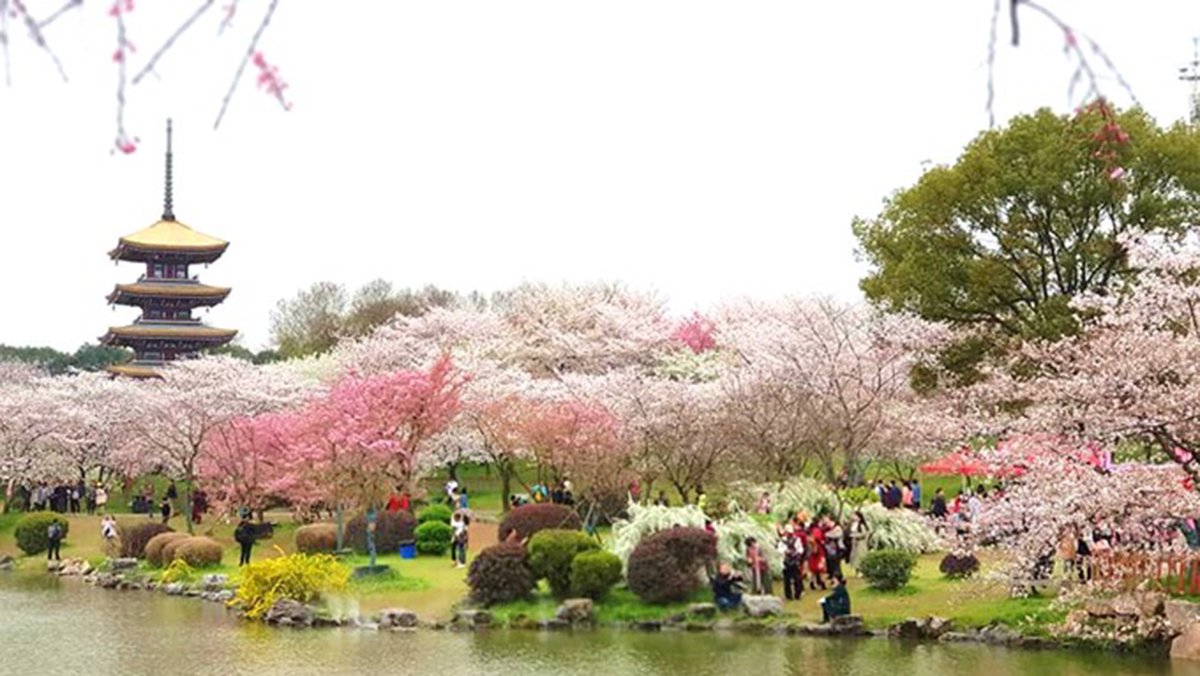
[
  {"x1": 161, "y1": 535, "x2": 192, "y2": 565},
  {"x1": 295, "y1": 523, "x2": 338, "y2": 554},
  {"x1": 14, "y1": 513, "x2": 70, "y2": 555},
  {"x1": 939, "y1": 552, "x2": 980, "y2": 579},
  {"x1": 860, "y1": 549, "x2": 917, "y2": 591},
  {"x1": 570, "y1": 549, "x2": 622, "y2": 600},
  {"x1": 145, "y1": 532, "x2": 190, "y2": 567},
  {"x1": 528, "y1": 529, "x2": 599, "y2": 598},
  {"x1": 626, "y1": 527, "x2": 716, "y2": 604},
  {"x1": 415, "y1": 521, "x2": 453, "y2": 556},
  {"x1": 119, "y1": 522, "x2": 174, "y2": 559},
  {"x1": 497, "y1": 503, "x2": 582, "y2": 542},
  {"x1": 467, "y1": 542, "x2": 536, "y2": 606},
  {"x1": 346, "y1": 510, "x2": 417, "y2": 554},
  {"x1": 175, "y1": 536, "x2": 224, "y2": 567},
  {"x1": 417, "y1": 504, "x2": 453, "y2": 525}
]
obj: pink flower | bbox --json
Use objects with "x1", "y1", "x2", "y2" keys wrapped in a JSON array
[{"x1": 1108, "y1": 166, "x2": 1126, "y2": 180}]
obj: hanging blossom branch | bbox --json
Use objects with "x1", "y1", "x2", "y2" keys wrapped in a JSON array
[
  {"x1": 111, "y1": 0, "x2": 135, "y2": 154},
  {"x1": 131, "y1": 0, "x2": 214, "y2": 85},
  {"x1": 987, "y1": 0, "x2": 1138, "y2": 129},
  {"x1": 1, "y1": 0, "x2": 11, "y2": 87},
  {"x1": 218, "y1": 0, "x2": 238, "y2": 35},
  {"x1": 213, "y1": 0, "x2": 281, "y2": 129}
]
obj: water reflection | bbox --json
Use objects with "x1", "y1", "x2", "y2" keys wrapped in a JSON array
[{"x1": 1, "y1": 575, "x2": 1197, "y2": 676}]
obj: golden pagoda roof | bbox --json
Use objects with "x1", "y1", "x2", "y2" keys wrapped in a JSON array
[
  {"x1": 111, "y1": 282, "x2": 231, "y2": 299},
  {"x1": 103, "y1": 323, "x2": 238, "y2": 340},
  {"x1": 110, "y1": 219, "x2": 228, "y2": 258},
  {"x1": 107, "y1": 363, "x2": 163, "y2": 379}
]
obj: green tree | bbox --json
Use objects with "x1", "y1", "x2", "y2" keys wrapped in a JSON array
[
  {"x1": 854, "y1": 106, "x2": 1200, "y2": 342},
  {"x1": 269, "y1": 281, "x2": 348, "y2": 359},
  {"x1": 71, "y1": 344, "x2": 132, "y2": 371}
]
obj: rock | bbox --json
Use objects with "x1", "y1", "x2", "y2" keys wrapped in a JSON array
[
  {"x1": 830, "y1": 614, "x2": 866, "y2": 636},
  {"x1": 713, "y1": 619, "x2": 734, "y2": 631},
  {"x1": 57, "y1": 559, "x2": 91, "y2": 576},
  {"x1": 684, "y1": 621, "x2": 713, "y2": 632},
  {"x1": 109, "y1": 558, "x2": 139, "y2": 572},
  {"x1": 539, "y1": 618, "x2": 571, "y2": 631},
  {"x1": 0, "y1": 560, "x2": 13, "y2": 572},
  {"x1": 939, "y1": 631, "x2": 978, "y2": 643},
  {"x1": 184, "y1": 588, "x2": 202, "y2": 597},
  {"x1": 1017, "y1": 636, "x2": 1056, "y2": 650},
  {"x1": 46, "y1": 560, "x2": 63, "y2": 573},
  {"x1": 555, "y1": 598, "x2": 594, "y2": 624},
  {"x1": 1112, "y1": 591, "x2": 1166, "y2": 618},
  {"x1": 96, "y1": 573, "x2": 121, "y2": 589},
  {"x1": 0, "y1": 555, "x2": 13, "y2": 565},
  {"x1": 354, "y1": 621, "x2": 380, "y2": 631},
  {"x1": 687, "y1": 603, "x2": 717, "y2": 619},
  {"x1": 634, "y1": 620, "x2": 662, "y2": 632},
  {"x1": 794, "y1": 623, "x2": 832, "y2": 636},
  {"x1": 201, "y1": 574, "x2": 229, "y2": 591},
  {"x1": 1168, "y1": 601, "x2": 1200, "y2": 634},
  {"x1": 1172, "y1": 622, "x2": 1200, "y2": 661},
  {"x1": 451, "y1": 609, "x2": 492, "y2": 629},
  {"x1": 378, "y1": 608, "x2": 420, "y2": 629},
  {"x1": 923, "y1": 616, "x2": 954, "y2": 639},
  {"x1": 313, "y1": 615, "x2": 344, "y2": 628},
  {"x1": 162, "y1": 583, "x2": 185, "y2": 596},
  {"x1": 265, "y1": 599, "x2": 315, "y2": 628},
  {"x1": 978, "y1": 624, "x2": 1021, "y2": 646},
  {"x1": 741, "y1": 595, "x2": 784, "y2": 618},
  {"x1": 888, "y1": 619, "x2": 922, "y2": 640},
  {"x1": 663, "y1": 613, "x2": 686, "y2": 626},
  {"x1": 1084, "y1": 598, "x2": 1116, "y2": 617}
]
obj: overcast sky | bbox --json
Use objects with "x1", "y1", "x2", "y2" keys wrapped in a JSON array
[{"x1": 0, "y1": 1, "x2": 1197, "y2": 351}]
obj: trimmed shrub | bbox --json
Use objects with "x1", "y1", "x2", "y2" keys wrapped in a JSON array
[
  {"x1": 939, "y1": 553, "x2": 980, "y2": 579},
  {"x1": 14, "y1": 513, "x2": 69, "y2": 555},
  {"x1": 467, "y1": 542, "x2": 536, "y2": 606},
  {"x1": 528, "y1": 529, "x2": 599, "y2": 598},
  {"x1": 295, "y1": 523, "x2": 338, "y2": 554},
  {"x1": 145, "y1": 532, "x2": 190, "y2": 567},
  {"x1": 415, "y1": 521, "x2": 453, "y2": 556},
  {"x1": 627, "y1": 527, "x2": 716, "y2": 604},
  {"x1": 860, "y1": 549, "x2": 917, "y2": 591},
  {"x1": 346, "y1": 510, "x2": 417, "y2": 554},
  {"x1": 417, "y1": 504, "x2": 453, "y2": 525},
  {"x1": 570, "y1": 549, "x2": 622, "y2": 600},
  {"x1": 161, "y1": 536, "x2": 191, "y2": 565},
  {"x1": 234, "y1": 553, "x2": 351, "y2": 620},
  {"x1": 176, "y1": 536, "x2": 225, "y2": 567},
  {"x1": 119, "y1": 522, "x2": 173, "y2": 559},
  {"x1": 497, "y1": 503, "x2": 582, "y2": 542}
]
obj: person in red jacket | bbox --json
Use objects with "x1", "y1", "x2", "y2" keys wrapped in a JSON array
[{"x1": 807, "y1": 520, "x2": 827, "y2": 590}]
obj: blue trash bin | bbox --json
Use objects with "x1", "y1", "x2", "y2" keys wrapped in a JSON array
[{"x1": 399, "y1": 542, "x2": 416, "y2": 559}]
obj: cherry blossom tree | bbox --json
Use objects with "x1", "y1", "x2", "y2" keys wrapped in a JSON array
[
  {"x1": 197, "y1": 411, "x2": 292, "y2": 521},
  {"x1": 43, "y1": 372, "x2": 136, "y2": 484},
  {"x1": 120, "y1": 356, "x2": 308, "y2": 533}
]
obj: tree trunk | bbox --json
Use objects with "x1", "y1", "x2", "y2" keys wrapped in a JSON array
[
  {"x1": 500, "y1": 464, "x2": 512, "y2": 513},
  {"x1": 447, "y1": 462, "x2": 460, "y2": 483},
  {"x1": 335, "y1": 505, "x2": 345, "y2": 551},
  {"x1": 255, "y1": 508, "x2": 265, "y2": 523},
  {"x1": 183, "y1": 482, "x2": 194, "y2": 535}
]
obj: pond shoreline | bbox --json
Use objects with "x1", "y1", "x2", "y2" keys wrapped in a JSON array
[{"x1": 35, "y1": 556, "x2": 1173, "y2": 662}]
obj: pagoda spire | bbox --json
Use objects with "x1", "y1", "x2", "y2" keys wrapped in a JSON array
[{"x1": 163, "y1": 118, "x2": 175, "y2": 221}]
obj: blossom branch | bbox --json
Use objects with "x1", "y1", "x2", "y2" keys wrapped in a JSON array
[
  {"x1": 1, "y1": 0, "x2": 11, "y2": 87},
  {"x1": 131, "y1": 0, "x2": 214, "y2": 86},
  {"x1": 218, "y1": 0, "x2": 237, "y2": 35},
  {"x1": 213, "y1": 0, "x2": 279, "y2": 130},
  {"x1": 112, "y1": 0, "x2": 135, "y2": 153}
]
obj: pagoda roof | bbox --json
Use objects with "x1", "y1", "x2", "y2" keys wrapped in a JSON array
[
  {"x1": 109, "y1": 281, "x2": 231, "y2": 301},
  {"x1": 107, "y1": 363, "x2": 163, "y2": 379},
  {"x1": 102, "y1": 323, "x2": 238, "y2": 341},
  {"x1": 109, "y1": 219, "x2": 228, "y2": 262}
]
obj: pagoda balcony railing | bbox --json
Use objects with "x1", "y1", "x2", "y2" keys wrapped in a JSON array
[
  {"x1": 132, "y1": 317, "x2": 204, "y2": 326},
  {"x1": 136, "y1": 274, "x2": 201, "y2": 284}
]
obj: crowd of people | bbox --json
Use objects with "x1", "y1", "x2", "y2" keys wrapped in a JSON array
[{"x1": 6, "y1": 480, "x2": 109, "y2": 515}]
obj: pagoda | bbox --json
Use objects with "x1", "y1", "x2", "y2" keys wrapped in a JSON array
[{"x1": 101, "y1": 120, "x2": 237, "y2": 378}]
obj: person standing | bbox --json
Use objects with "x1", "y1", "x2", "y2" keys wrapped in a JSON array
[
  {"x1": 745, "y1": 537, "x2": 771, "y2": 594},
  {"x1": 780, "y1": 534, "x2": 805, "y2": 600},
  {"x1": 848, "y1": 511, "x2": 871, "y2": 574},
  {"x1": 930, "y1": 488, "x2": 947, "y2": 519},
  {"x1": 807, "y1": 521, "x2": 827, "y2": 590},
  {"x1": 451, "y1": 512, "x2": 469, "y2": 568},
  {"x1": 159, "y1": 497, "x2": 171, "y2": 524},
  {"x1": 824, "y1": 517, "x2": 845, "y2": 580},
  {"x1": 95, "y1": 484, "x2": 108, "y2": 514},
  {"x1": 46, "y1": 520, "x2": 63, "y2": 561},
  {"x1": 235, "y1": 517, "x2": 256, "y2": 566},
  {"x1": 910, "y1": 480, "x2": 922, "y2": 511},
  {"x1": 444, "y1": 478, "x2": 459, "y2": 507}
]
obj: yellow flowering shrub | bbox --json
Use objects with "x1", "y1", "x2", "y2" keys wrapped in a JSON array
[{"x1": 232, "y1": 548, "x2": 350, "y2": 620}]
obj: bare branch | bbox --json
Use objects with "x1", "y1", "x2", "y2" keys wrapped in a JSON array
[
  {"x1": 113, "y1": 5, "x2": 135, "y2": 154},
  {"x1": 987, "y1": 0, "x2": 1002, "y2": 128},
  {"x1": 36, "y1": 0, "x2": 83, "y2": 31},
  {"x1": 213, "y1": 0, "x2": 280, "y2": 130},
  {"x1": 218, "y1": 0, "x2": 239, "y2": 35},
  {"x1": 1, "y1": 0, "x2": 12, "y2": 87},
  {"x1": 131, "y1": 0, "x2": 215, "y2": 86},
  {"x1": 12, "y1": 0, "x2": 67, "y2": 81}
]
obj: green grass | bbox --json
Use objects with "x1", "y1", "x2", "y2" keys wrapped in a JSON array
[{"x1": 488, "y1": 585, "x2": 713, "y2": 625}]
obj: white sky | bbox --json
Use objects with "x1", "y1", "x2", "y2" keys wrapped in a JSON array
[{"x1": 0, "y1": 1, "x2": 1197, "y2": 351}]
